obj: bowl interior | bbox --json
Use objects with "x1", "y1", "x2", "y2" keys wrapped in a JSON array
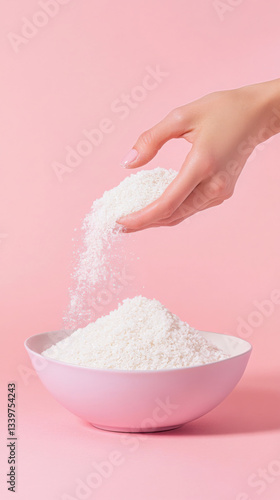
[
  {"x1": 25, "y1": 329, "x2": 251, "y2": 368},
  {"x1": 199, "y1": 331, "x2": 251, "y2": 357}
]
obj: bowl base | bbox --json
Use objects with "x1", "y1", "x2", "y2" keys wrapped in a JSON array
[{"x1": 91, "y1": 423, "x2": 184, "y2": 433}]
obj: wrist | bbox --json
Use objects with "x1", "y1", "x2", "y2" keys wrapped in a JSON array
[{"x1": 243, "y1": 79, "x2": 280, "y2": 140}]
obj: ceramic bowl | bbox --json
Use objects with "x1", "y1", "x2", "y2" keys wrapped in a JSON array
[{"x1": 25, "y1": 330, "x2": 251, "y2": 433}]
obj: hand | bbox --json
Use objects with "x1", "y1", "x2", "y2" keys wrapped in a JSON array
[{"x1": 118, "y1": 80, "x2": 280, "y2": 231}]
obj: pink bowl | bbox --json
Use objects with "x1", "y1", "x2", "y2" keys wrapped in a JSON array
[{"x1": 24, "y1": 330, "x2": 251, "y2": 433}]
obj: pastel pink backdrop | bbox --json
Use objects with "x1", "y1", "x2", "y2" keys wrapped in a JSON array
[{"x1": 0, "y1": 1, "x2": 280, "y2": 499}]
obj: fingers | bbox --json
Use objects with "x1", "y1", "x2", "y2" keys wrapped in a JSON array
[
  {"x1": 158, "y1": 184, "x2": 207, "y2": 223},
  {"x1": 120, "y1": 163, "x2": 235, "y2": 231},
  {"x1": 160, "y1": 197, "x2": 224, "y2": 226},
  {"x1": 120, "y1": 107, "x2": 191, "y2": 169},
  {"x1": 143, "y1": 186, "x2": 206, "y2": 228},
  {"x1": 153, "y1": 173, "x2": 229, "y2": 226},
  {"x1": 118, "y1": 146, "x2": 206, "y2": 230},
  {"x1": 122, "y1": 184, "x2": 224, "y2": 232}
]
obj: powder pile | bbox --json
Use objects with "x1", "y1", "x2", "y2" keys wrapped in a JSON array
[
  {"x1": 44, "y1": 296, "x2": 229, "y2": 370},
  {"x1": 65, "y1": 168, "x2": 177, "y2": 327}
]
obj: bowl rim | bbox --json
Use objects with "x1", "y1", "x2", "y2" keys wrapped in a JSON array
[{"x1": 24, "y1": 330, "x2": 252, "y2": 374}]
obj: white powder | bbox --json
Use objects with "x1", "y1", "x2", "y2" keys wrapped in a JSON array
[
  {"x1": 65, "y1": 168, "x2": 177, "y2": 328},
  {"x1": 45, "y1": 296, "x2": 229, "y2": 370}
]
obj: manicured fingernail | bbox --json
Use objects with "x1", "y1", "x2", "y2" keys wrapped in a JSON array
[{"x1": 120, "y1": 148, "x2": 138, "y2": 168}]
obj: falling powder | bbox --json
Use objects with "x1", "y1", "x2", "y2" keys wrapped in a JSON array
[
  {"x1": 44, "y1": 296, "x2": 229, "y2": 370},
  {"x1": 65, "y1": 168, "x2": 177, "y2": 328}
]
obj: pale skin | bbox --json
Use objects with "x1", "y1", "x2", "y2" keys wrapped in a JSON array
[{"x1": 118, "y1": 79, "x2": 280, "y2": 231}]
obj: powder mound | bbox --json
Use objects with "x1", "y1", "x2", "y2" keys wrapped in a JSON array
[
  {"x1": 44, "y1": 296, "x2": 229, "y2": 370},
  {"x1": 65, "y1": 168, "x2": 177, "y2": 328},
  {"x1": 98, "y1": 166, "x2": 177, "y2": 227}
]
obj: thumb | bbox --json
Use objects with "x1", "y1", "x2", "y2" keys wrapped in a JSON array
[{"x1": 120, "y1": 107, "x2": 189, "y2": 169}]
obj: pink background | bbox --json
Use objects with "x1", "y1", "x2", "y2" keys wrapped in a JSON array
[{"x1": 1, "y1": 0, "x2": 280, "y2": 498}]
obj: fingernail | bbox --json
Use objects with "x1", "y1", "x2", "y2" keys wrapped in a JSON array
[{"x1": 120, "y1": 148, "x2": 138, "y2": 168}]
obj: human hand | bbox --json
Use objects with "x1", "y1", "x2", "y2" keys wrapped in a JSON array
[{"x1": 118, "y1": 80, "x2": 280, "y2": 231}]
